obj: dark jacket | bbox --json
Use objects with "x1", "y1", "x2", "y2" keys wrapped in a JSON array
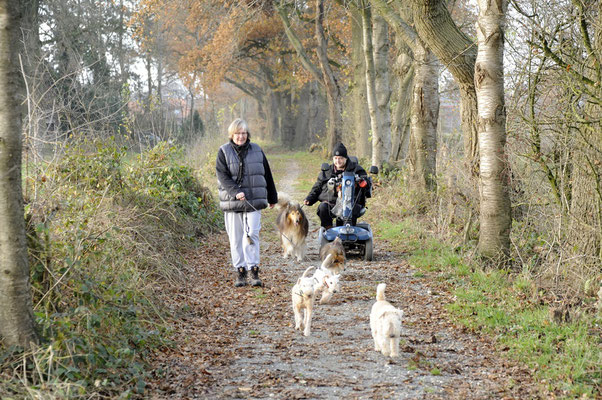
[
  {"x1": 216, "y1": 141, "x2": 278, "y2": 212},
  {"x1": 305, "y1": 158, "x2": 368, "y2": 206}
]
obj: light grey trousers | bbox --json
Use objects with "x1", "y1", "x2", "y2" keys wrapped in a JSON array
[{"x1": 224, "y1": 210, "x2": 261, "y2": 271}]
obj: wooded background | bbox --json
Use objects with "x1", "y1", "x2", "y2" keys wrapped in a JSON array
[{"x1": 0, "y1": 0, "x2": 600, "y2": 391}]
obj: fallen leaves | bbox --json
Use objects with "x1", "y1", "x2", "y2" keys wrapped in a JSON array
[{"x1": 145, "y1": 215, "x2": 542, "y2": 400}]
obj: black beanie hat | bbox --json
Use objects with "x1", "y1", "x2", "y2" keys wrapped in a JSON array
[{"x1": 332, "y1": 142, "x2": 348, "y2": 158}]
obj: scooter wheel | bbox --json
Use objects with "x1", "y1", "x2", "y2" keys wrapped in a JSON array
[{"x1": 363, "y1": 238, "x2": 373, "y2": 261}]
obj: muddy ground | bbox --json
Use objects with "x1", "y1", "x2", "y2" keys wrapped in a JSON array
[{"x1": 147, "y1": 161, "x2": 540, "y2": 400}]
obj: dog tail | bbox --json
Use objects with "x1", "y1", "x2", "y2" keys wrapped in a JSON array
[
  {"x1": 276, "y1": 192, "x2": 292, "y2": 209},
  {"x1": 320, "y1": 253, "x2": 334, "y2": 270},
  {"x1": 376, "y1": 283, "x2": 387, "y2": 301},
  {"x1": 301, "y1": 266, "x2": 315, "y2": 278}
]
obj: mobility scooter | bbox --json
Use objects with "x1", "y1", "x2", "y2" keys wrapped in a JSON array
[{"x1": 319, "y1": 157, "x2": 378, "y2": 261}]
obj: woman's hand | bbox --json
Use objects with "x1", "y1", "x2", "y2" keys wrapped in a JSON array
[
  {"x1": 236, "y1": 192, "x2": 246, "y2": 201},
  {"x1": 303, "y1": 199, "x2": 310, "y2": 206}
]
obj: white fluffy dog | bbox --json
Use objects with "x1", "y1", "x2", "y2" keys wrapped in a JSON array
[
  {"x1": 370, "y1": 283, "x2": 404, "y2": 357},
  {"x1": 292, "y1": 266, "x2": 317, "y2": 336},
  {"x1": 312, "y1": 254, "x2": 341, "y2": 304}
]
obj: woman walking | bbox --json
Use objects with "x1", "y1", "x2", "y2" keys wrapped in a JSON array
[{"x1": 216, "y1": 118, "x2": 278, "y2": 287}]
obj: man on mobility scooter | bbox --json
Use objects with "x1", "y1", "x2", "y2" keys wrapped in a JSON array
[{"x1": 303, "y1": 143, "x2": 378, "y2": 260}]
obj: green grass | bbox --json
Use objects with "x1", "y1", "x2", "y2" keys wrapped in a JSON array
[
  {"x1": 365, "y1": 182, "x2": 601, "y2": 399},
  {"x1": 448, "y1": 284, "x2": 601, "y2": 397}
]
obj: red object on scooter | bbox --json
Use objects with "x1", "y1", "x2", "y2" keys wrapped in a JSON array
[{"x1": 358, "y1": 178, "x2": 367, "y2": 188}]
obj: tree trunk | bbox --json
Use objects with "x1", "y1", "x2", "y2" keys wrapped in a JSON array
[
  {"x1": 361, "y1": 4, "x2": 382, "y2": 167},
  {"x1": 408, "y1": 45, "x2": 439, "y2": 192},
  {"x1": 276, "y1": 1, "x2": 342, "y2": 152},
  {"x1": 308, "y1": 81, "x2": 325, "y2": 143},
  {"x1": 390, "y1": 40, "x2": 413, "y2": 166},
  {"x1": 475, "y1": 0, "x2": 511, "y2": 259},
  {"x1": 157, "y1": 50, "x2": 165, "y2": 138},
  {"x1": 372, "y1": 13, "x2": 392, "y2": 166},
  {"x1": 410, "y1": 0, "x2": 479, "y2": 172},
  {"x1": 294, "y1": 83, "x2": 311, "y2": 148},
  {"x1": 265, "y1": 87, "x2": 280, "y2": 142},
  {"x1": 118, "y1": 0, "x2": 127, "y2": 87},
  {"x1": 315, "y1": 0, "x2": 343, "y2": 152},
  {"x1": 350, "y1": 6, "x2": 371, "y2": 158},
  {"x1": 0, "y1": 0, "x2": 38, "y2": 348},
  {"x1": 189, "y1": 87, "x2": 195, "y2": 140},
  {"x1": 280, "y1": 89, "x2": 295, "y2": 148},
  {"x1": 118, "y1": 0, "x2": 130, "y2": 137},
  {"x1": 145, "y1": 52, "x2": 153, "y2": 114}
]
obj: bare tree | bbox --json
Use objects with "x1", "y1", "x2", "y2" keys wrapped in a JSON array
[
  {"x1": 372, "y1": 13, "x2": 392, "y2": 166},
  {"x1": 0, "y1": 0, "x2": 38, "y2": 348},
  {"x1": 359, "y1": 1, "x2": 392, "y2": 168},
  {"x1": 408, "y1": 0, "x2": 479, "y2": 173},
  {"x1": 277, "y1": 0, "x2": 343, "y2": 152},
  {"x1": 369, "y1": 0, "x2": 440, "y2": 192},
  {"x1": 360, "y1": 2, "x2": 381, "y2": 164},
  {"x1": 390, "y1": 39, "x2": 413, "y2": 166},
  {"x1": 350, "y1": 6, "x2": 371, "y2": 158},
  {"x1": 508, "y1": 0, "x2": 602, "y2": 267},
  {"x1": 408, "y1": 44, "x2": 439, "y2": 192}
]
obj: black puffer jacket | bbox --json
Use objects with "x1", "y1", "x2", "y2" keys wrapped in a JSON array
[
  {"x1": 216, "y1": 141, "x2": 278, "y2": 212},
  {"x1": 305, "y1": 158, "x2": 368, "y2": 206}
]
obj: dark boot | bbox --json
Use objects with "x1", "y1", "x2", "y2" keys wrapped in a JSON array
[
  {"x1": 234, "y1": 267, "x2": 248, "y2": 287},
  {"x1": 249, "y1": 266, "x2": 263, "y2": 287}
]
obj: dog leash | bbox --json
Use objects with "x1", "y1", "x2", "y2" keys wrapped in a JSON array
[
  {"x1": 280, "y1": 231, "x2": 297, "y2": 248},
  {"x1": 240, "y1": 198, "x2": 286, "y2": 245},
  {"x1": 242, "y1": 199, "x2": 260, "y2": 245}
]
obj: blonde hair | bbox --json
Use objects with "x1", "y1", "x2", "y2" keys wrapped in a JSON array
[{"x1": 227, "y1": 118, "x2": 251, "y2": 140}]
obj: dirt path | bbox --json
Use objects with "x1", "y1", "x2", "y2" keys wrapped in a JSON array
[{"x1": 148, "y1": 159, "x2": 538, "y2": 399}]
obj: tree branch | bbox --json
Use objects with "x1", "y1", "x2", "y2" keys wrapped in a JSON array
[
  {"x1": 276, "y1": 1, "x2": 323, "y2": 82},
  {"x1": 368, "y1": 0, "x2": 418, "y2": 56}
]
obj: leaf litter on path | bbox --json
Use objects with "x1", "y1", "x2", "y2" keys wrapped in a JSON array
[{"x1": 147, "y1": 160, "x2": 540, "y2": 400}]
